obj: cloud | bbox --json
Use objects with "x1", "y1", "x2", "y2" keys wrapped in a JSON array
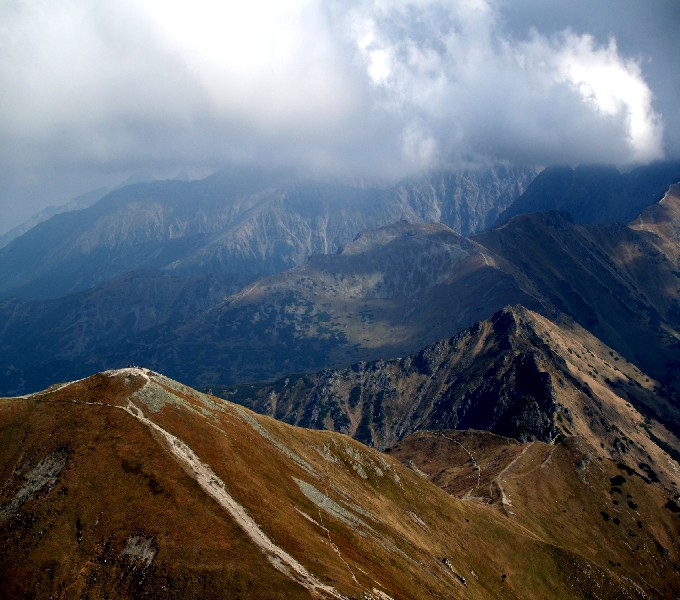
[
  {"x1": 341, "y1": 0, "x2": 664, "y2": 166},
  {"x1": 531, "y1": 30, "x2": 663, "y2": 162},
  {"x1": 0, "y1": 0, "x2": 676, "y2": 228}
]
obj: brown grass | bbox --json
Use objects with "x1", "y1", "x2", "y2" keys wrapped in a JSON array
[{"x1": 1, "y1": 369, "x2": 677, "y2": 599}]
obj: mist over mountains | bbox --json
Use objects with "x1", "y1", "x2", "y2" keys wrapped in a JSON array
[
  {"x1": 3, "y1": 1, "x2": 680, "y2": 596},
  {"x1": 495, "y1": 161, "x2": 680, "y2": 226},
  {"x1": 0, "y1": 164, "x2": 535, "y2": 301},
  {"x1": 1, "y1": 162, "x2": 679, "y2": 399},
  {"x1": 1, "y1": 160, "x2": 679, "y2": 598}
]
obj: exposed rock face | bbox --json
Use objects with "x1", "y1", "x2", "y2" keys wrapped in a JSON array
[
  {"x1": 0, "y1": 165, "x2": 536, "y2": 300},
  {"x1": 228, "y1": 305, "x2": 680, "y2": 485},
  {"x1": 393, "y1": 165, "x2": 538, "y2": 233},
  {"x1": 223, "y1": 308, "x2": 565, "y2": 448}
]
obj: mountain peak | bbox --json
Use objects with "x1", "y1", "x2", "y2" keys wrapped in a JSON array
[
  {"x1": 490, "y1": 304, "x2": 524, "y2": 332},
  {"x1": 630, "y1": 183, "x2": 680, "y2": 262},
  {"x1": 231, "y1": 304, "x2": 680, "y2": 489}
]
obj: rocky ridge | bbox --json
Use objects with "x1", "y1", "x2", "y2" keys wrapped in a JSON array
[{"x1": 226, "y1": 305, "x2": 680, "y2": 492}]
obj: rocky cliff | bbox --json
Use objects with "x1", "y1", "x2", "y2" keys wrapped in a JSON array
[{"x1": 227, "y1": 305, "x2": 680, "y2": 482}]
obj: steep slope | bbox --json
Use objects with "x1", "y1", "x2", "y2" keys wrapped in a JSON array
[
  {"x1": 0, "y1": 186, "x2": 111, "y2": 250},
  {"x1": 474, "y1": 207, "x2": 680, "y2": 392},
  {"x1": 2, "y1": 368, "x2": 668, "y2": 599},
  {"x1": 225, "y1": 306, "x2": 680, "y2": 488},
  {"x1": 494, "y1": 161, "x2": 680, "y2": 226},
  {"x1": 136, "y1": 222, "x2": 536, "y2": 386},
  {"x1": 630, "y1": 182, "x2": 680, "y2": 265},
  {"x1": 393, "y1": 165, "x2": 539, "y2": 232},
  {"x1": 0, "y1": 270, "x2": 244, "y2": 394},
  {"x1": 0, "y1": 169, "x2": 295, "y2": 299},
  {"x1": 0, "y1": 165, "x2": 535, "y2": 300},
  {"x1": 3, "y1": 194, "x2": 680, "y2": 399}
]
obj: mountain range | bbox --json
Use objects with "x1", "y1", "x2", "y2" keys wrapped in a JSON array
[
  {"x1": 1, "y1": 160, "x2": 679, "y2": 597},
  {"x1": 0, "y1": 165, "x2": 536, "y2": 301},
  {"x1": 1, "y1": 177, "x2": 678, "y2": 399},
  {"x1": 0, "y1": 172, "x2": 159, "y2": 251},
  {"x1": 227, "y1": 306, "x2": 680, "y2": 461}
]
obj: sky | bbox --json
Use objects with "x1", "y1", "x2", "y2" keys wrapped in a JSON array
[{"x1": 1, "y1": 0, "x2": 679, "y2": 232}]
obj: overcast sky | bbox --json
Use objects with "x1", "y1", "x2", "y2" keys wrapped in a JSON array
[{"x1": 1, "y1": 0, "x2": 679, "y2": 232}]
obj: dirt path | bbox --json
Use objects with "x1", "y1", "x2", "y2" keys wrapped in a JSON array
[
  {"x1": 540, "y1": 444, "x2": 557, "y2": 469},
  {"x1": 495, "y1": 442, "x2": 534, "y2": 511}
]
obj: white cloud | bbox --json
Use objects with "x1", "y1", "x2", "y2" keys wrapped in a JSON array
[
  {"x1": 141, "y1": 0, "x2": 364, "y2": 129},
  {"x1": 538, "y1": 31, "x2": 663, "y2": 162},
  {"x1": 342, "y1": 1, "x2": 664, "y2": 167},
  {"x1": 0, "y1": 0, "x2": 674, "y2": 229}
]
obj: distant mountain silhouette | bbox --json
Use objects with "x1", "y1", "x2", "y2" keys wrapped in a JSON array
[
  {"x1": 494, "y1": 161, "x2": 680, "y2": 226},
  {"x1": 1, "y1": 188, "x2": 679, "y2": 404}
]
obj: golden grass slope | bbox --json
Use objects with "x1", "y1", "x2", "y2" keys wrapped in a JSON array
[
  {"x1": 391, "y1": 431, "x2": 680, "y2": 599},
  {"x1": 2, "y1": 368, "x2": 676, "y2": 598}
]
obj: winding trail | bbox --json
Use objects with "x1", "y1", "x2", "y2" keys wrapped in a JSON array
[
  {"x1": 316, "y1": 508, "x2": 360, "y2": 586},
  {"x1": 495, "y1": 442, "x2": 534, "y2": 511}
]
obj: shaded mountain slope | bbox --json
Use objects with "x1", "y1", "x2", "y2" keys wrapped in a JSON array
[
  {"x1": 172, "y1": 186, "x2": 680, "y2": 396},
  {"x1": 226, "y1": 306, "x2": 680, "y2": 489},
  {"x1": 630, "y1": 182, "x2": 680, "y2": 265},
  {"x1": 394, "y1": 165, "x2": 539, "y2": 233},
  {"x1": 157, "y1": 222, "x2": 535, "y2": 386},
  {"x1": 0, "y1": 169, "x2": 298, "y2": 299},
  {"x1": 1, "y1": 184, "x2": 679, "y2": 398},
  {"x1": 1, "y1": 367, "x2": 664, "y2": 599},
  {"x1": 0, "y1": 221, "x2": 536, "y2": 395},
  {"x1": 0, "y1": 186, "x2": 111, "y2": 250},
  {"x1": 0, "y1": 270, "x2": 244, "y2": 393},
  {"x1": 474, "y1": 205, "x2": 680, "y2": 391},
  {"x1": 494, "y1": 161, "x2": 680, "y2": 226}
]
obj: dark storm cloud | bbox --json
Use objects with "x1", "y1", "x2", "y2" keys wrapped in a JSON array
[{"x1": 0, "y1": 0, "x2": 677, "y2": 231}]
